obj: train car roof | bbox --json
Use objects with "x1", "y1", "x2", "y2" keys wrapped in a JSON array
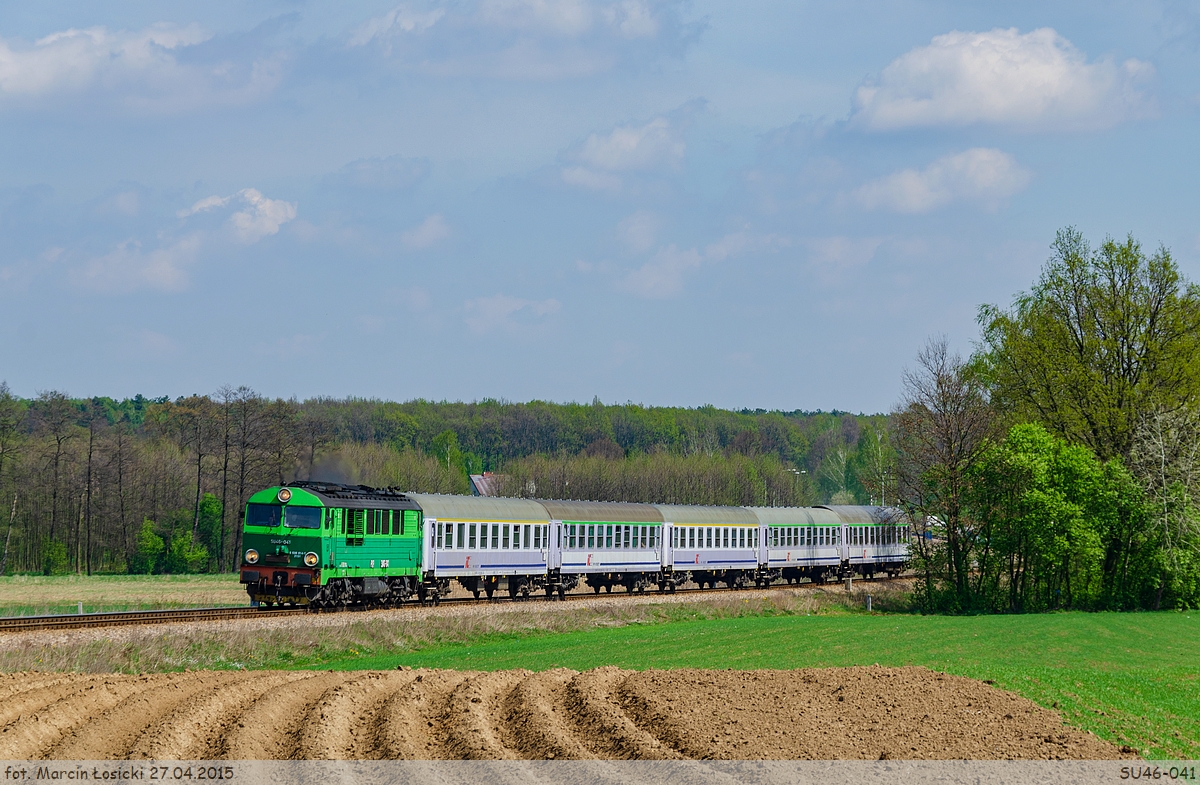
[
  {"x1": 654, "y1": 504, "x2": 759, "y2": 525},
  {"x1": 538, "y1": 500, "x2": 664, "y2": 523},
  {"x1": 823, "y1": 505, "x2": 905, "y2": 524},
  {"x1": 748, "y1": 506, "x2": 841, "y2": 526},
  {"x1": 406, "y1": 493, "x2": 552, "y2": 523}
]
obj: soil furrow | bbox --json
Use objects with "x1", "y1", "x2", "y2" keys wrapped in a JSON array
[
  {"x1": 564, "y1": 667, "x2": 680, "y2": 760},
  {"x1": 500, "y1": 668, "x2": 594, "y2": 760},
  {"x1": 0, "y1": 675, "x2": 98, "y2": 729},
  {"x1": 440, "y1": 671, "x2": 528, "y2": 760},
  {"x1": 297, "y1": 671, "x2": 415, "y2": 760},
  {"x1": 375, "y1": 669, "x2": 468, "y2": 759},
  {"x1": 131, "y1": 671, "x2": 311, "y2": 760},
  {"x1": 51, "y1": 672, "x2": 234, "y2": 759},
  {"x1": 219, "y1": 672, "x2": 346, "y2": 760},
  {"x1": 0, "y1": 676, "x2": 147, "y2": 758}
]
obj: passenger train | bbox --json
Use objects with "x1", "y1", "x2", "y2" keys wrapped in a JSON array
[{"x1": 238, "y1": 481, "x2": 909, "y2": 608}]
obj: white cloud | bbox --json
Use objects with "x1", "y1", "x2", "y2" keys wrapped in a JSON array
[
  {"x1": 853, "y1": 28, "x2": 1154, "y2": 131},
  {"x1": 560, "y1": 166, "x2": 622, "y2": 192},
  {"x1": 620, "y1": 231, "x2": 787, "y2": 299},
  {"x1": 621, "y1": 244, "x2": 701, "y2": 298},
  {"x1": 480, "y1": 0, "x2": 595, "y2": 36},
  {"x1": 347, "y1": 1, "x2": 692, "y2": 80},
  {"x1": 855, "y1": 148, "x2": 1031, "y2": 213},
  {"x1": 561, "y1": 114, "x2": 686, "y2": 191},
  {"x1": 0, "y1": 23, "x2": 283, "y2": 110},
  {"x1": 349, "y1": 7, "x2": 445, "y2": 47},
  {"x1": 401, "y1": 214, "x2": 451, "y2": 249},
  {"x1": 73, "y1": 234, "x2": 202, "y2": 293},
  {"x1": 180, "y1": 188, "x2": 297, "y2": 243},
  {"x1": 230, "y1": 189, "x2": 297, "y2": 243},
  {"x1": 602, "y1": 1, "x2": 660, "y2": 39},
  {"x1": 464, "y1": 294, "x2": 561, "y2": 333},
  {"x1": 578, "y1": 117, "x2": 683, "y2": 171},
  {"x1": 616, "y1": 210, "x2": 660, "y2": 253},
  {"x1": 177, "y1": 194, "x2": 230, "y2": 217},
  {"x1": 803, "y1": 237, "x2": 884, "y2": 284}
]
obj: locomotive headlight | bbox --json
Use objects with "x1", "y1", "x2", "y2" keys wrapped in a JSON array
[
  {"x1": 304, "y1": 552, "x2": 319, "y2": 567},
  {"x1": 245, "y1": 549, "x2": 259, "y2": 564},
  {"x1": 277, "y1": 488, "x2": 292, "y2": 503}
]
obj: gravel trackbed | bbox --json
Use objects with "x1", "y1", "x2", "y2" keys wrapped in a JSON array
[{"x1": 0, "y1": 667, "x2": 1126, "y2": 760}]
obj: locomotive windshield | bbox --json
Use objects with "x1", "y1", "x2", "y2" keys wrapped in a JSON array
[
  {"x1": 284, "y1": 507, "x2": 321, "y2": 529},
  {"x1": 245, "y1": 503, "x2": 282, "y2": 528}
]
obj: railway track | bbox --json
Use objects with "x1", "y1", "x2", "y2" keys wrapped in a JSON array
[
  {"x1": 0, "y1": 575, "x2": 902, "y2": 633},
  {"x1": 0, "y1": 605, "x2": 309, "y2": 632}
]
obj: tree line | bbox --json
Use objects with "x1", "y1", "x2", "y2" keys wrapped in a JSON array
[
  {"x1": 894, "y1": 228, "x2": 1200, "y2": 612},
  {"x1": 0, "y1": 387, "x2": 889, "y2": 576}
]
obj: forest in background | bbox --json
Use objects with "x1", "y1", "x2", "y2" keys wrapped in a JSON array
[
  {"x1": 0, "y1": 390, "x2": 881, "y2": 576},
  {"x1": 4, "y1": 226, "x2": 1198, "y2": 614}
]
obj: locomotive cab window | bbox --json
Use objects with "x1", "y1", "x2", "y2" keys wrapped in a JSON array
[
  {"x1": 246, "y1": 503, "x2": 282, "y2": 528},
  {"x1": 284, "y1": 506, "x2": 321, "y2": 529}
]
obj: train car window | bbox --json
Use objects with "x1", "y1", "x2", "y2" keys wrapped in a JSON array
[
  {"x1": 447, "y1": 523, "x2": 455, "y2": 549},
  {"x1": 585, "y1": 526, "x2": 592, "y2": 548},
  {"x1": 603, "y1": 525, "x2": 611, "y2": 549},
  {"x1": 502, "y1": 524, "x2": 510, "y2": 549},
  {"x1": 468, "y1": 524, "x2": 477, "y2": 549},
  {"x1": 622, "y1": 526, "x2": 629, "y2": 549},
  {"x1": 491, "y1": 525, "x2": 499, "y2": 550},
  {"x1": 436, "y1": 524, "x2": 443, "y2": 549}
]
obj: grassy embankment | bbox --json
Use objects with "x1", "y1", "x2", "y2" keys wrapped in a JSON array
[{"x1": 0, "y1": 573, "x2": 246, "y2": 616}]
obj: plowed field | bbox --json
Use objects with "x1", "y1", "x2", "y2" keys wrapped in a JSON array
[{"x1": 0, "y1": 667, "x2": 1126, "y2": 760}]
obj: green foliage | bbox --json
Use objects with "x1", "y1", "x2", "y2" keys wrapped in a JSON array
[
  {"x1": 40, "y1": 540, "x2": 68, "y2": 575},
  {"x1": 196, "y1": 493, "x2": 223, "y2": 563},
  {"x1": 908, "y1": 421, "x2": 1178, "y2": 613},
  {"x1": 163, "y1": 536, "x2": 209, "y2": 574},
  {"x1": 979, "y1": 227, "x2": 1200, "y2": 461},
  {"x1": 130, "y1": 520, "x2": 164, "y2": 575}
]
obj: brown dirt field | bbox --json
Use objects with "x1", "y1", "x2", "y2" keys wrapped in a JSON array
[{"x1": 0, "y1": 666, "x2": 1129, "y2": 761}]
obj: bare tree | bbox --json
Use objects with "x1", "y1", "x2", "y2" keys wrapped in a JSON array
[
  {"x1": 31, "y1": 391, "x2": 78, "y2": 547},
  {"x1": 892, "y1": 337, "x2": 997, "y2": 609},
  {"x1": 1129, "y1": 407, "x2": 1200, "y2": 608}
]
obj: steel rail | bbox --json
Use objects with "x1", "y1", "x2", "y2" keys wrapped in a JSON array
[{"x1": 0, "y1": 606, "x2": 308, "y2": 633}]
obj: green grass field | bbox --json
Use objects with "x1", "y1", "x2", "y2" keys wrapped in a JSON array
[{"x1": 321, "y1": 610, "x2": 1199, "y2": 760}]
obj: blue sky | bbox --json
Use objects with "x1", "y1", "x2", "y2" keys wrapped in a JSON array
[{"x1": 1, "y1": 1, "x2": 1198, "y2": 413}]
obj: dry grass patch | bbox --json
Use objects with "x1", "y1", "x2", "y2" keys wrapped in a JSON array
[{"x1": 0, "y1": 573, "x2": 247, "y2": 616}]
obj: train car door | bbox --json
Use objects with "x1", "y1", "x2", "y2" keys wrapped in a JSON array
[
  {"x1": 547, "y1": 521, "x2": 562, "y2": 571},
  {"x1": 423, "y1": 517, "x2": 436, "y2": 572},
  {"x1": 758, "y1": 520, "x2": 768, "y2": 568},
  {"x1": 661, "y1": 522, "x2": 673, "y2": 568}
]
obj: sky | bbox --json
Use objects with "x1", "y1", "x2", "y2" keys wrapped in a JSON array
[{"x1": 1, "y1": 1, "x2": 1198, "y2": 413}]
